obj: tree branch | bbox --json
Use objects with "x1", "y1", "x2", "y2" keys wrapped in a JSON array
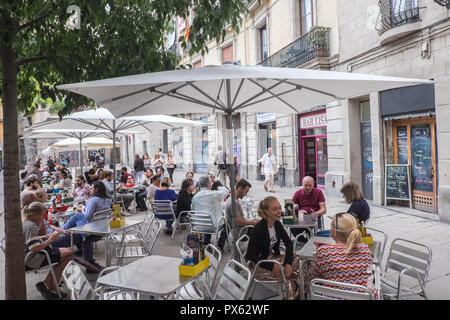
[
  {"x1": 15, "y1": 56, "x2": 52, "y2": 66},
  {"x1": 18, "y1": 12, "x2": 52, "y2": 31}
]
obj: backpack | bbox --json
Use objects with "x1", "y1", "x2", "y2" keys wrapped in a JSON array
[{"x1": 218, "y1": 152, "x2": 227, "y2": 170}]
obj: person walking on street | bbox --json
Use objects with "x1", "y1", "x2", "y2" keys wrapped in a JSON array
[
  {"x1": 134, "y1": 153, "x2": 145, "y2": 184},
  {"x1": 258, "y1": 147, "x2": 278, "y2": 193},
  {"x1": 166, "y1": 151, "x2": 176, "y2": 185},
  {"x1": 214, "y1": 145, "x2": 228, "y2": 187}
]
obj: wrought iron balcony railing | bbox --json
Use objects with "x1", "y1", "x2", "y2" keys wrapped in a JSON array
[
  {"x1": 258, "y1": 27, "x2": 330, "y2": 68},
  {"x1": 376, "y1": 0, "x2": 423, "y2": 36}
]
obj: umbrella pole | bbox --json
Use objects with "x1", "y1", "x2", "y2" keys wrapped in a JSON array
[
  {"x1": 112, "y1": 120, "x2": 117, "y2": 202},
  {"x1": 225, "y1": 79, "x2": 237, "y2": 236},
  {"x1": 79, "y1": 138, "x2": 83, "y2": 177}
]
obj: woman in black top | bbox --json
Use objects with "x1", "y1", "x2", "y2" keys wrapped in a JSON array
[
  {"x1": 340, "y1": 181, "x2": 370, "y2": 224},
  {"x1": 175, "y1": 179, "x2": 195, "y2": 222},
  {"x1": 245, "y1": 196, "x2": 300, "y2": 300}
]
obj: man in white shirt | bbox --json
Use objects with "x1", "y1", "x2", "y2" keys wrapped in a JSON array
[
  {"x1": 258, "y1": 147, "x2": 278, "y2": 193},
  {"x1": 191, "y1": 175, "x2": 229, "y2": 251}
]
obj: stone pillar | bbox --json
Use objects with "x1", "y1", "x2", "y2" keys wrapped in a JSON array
[
  {"x1": 435, "y1": 75, "x2": 450, "y2": 222},
  {"x1": 370, "y1": 92, "x2": 385, "y2": 205},
  {"x1": 183, "y1": 124, "x2": 194, "y2": 172}
]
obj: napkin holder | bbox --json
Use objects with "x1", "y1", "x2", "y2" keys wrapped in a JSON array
[{"x1": 110, "y1": 216, "x2": 125, "y2": 228}]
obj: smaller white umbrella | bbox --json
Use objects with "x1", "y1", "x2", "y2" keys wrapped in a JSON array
[{"x1": 52, "y1": 137, "x2": 115, "y2": 149}]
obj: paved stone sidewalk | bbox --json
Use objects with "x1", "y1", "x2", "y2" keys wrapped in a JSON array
[{"x1": 1, "y1": 170, "x2": 449, "y2": 299}]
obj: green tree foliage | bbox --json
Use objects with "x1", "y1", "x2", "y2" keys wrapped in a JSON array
[{"x1": 0, "y1": 0, "x2": 249, "y2": 299}]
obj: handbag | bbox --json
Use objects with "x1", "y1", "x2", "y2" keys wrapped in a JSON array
[{"x1": 173, "y1": 164, "x2": 177, "y2": 169}]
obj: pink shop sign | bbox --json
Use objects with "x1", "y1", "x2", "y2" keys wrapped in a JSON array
[{"x1": 300, "y1": 113, "x2": 327, "y2": 129}]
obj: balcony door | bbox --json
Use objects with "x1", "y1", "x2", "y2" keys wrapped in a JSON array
[{"x1": 300, "y1": 0, "x2": 314, "y2": 36}]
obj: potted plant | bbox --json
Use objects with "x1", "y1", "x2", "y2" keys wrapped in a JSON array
[{"x1": 307, "y1": 26, "x2": 330, "y2": 57}]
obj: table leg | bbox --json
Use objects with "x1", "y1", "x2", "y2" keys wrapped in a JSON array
[
  {"x1": 105, "y1": 236, "x2": 110, "y2": 267},
  {"x1": 299, "y1": 258, "x2": 305, "y2": 300}
]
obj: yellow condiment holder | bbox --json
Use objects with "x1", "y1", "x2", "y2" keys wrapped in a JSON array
[{"x1": 179, "y1": 256, "x2": 210, "y2": 277}]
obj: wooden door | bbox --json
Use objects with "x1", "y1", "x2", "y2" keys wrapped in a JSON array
[{"x1": 392, "y1": 117, "x2": 437, "y2": 213}]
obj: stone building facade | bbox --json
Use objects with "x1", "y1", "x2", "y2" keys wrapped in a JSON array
[{"x1": 129, "y1": 0, "x2": 450, "y2": 220}]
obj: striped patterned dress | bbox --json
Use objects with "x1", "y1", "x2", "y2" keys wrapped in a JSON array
[{"x1": 310, "y1": 243, "x2": 378, "y2": 299}]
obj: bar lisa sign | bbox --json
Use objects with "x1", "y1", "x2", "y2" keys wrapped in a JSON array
[{"x1": 300, "y1": 113, "x2": 327, "y2": 129}]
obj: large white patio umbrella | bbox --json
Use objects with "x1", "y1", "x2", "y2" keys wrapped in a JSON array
[
  {"x1": 28, "y1": 108, "x2": 202, "y2": 199},
  {"x1": 52, "y1": 137, "x2": 115, "y2": 149},
  {"x1": 56, "y1": 64, "x2": 434, "y2": 229}
]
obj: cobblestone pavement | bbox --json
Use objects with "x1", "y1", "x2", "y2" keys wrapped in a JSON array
[{"x1": 1, "y1": 170, "x2": 449, "y2": 300}]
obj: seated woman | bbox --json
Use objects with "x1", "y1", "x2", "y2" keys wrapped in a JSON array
[
  {"x1": 309, "y1": 213, "x2": 378, "y2": 299},
  {"x1": 154, "y1": 176, "x2": 178, "y2": 234},
  {"x1": 22, "y1": 201, "x2": 73, "y2": 300},
  {"x1": 175, "y1": 178, "x2": 195, "y2": 223},
  {"x1": 340, "y1": 181, "x2": 370, "y2": 225},
  {"x1": 245, "y1": 196, "x2": 300, "y2": 300},
  {"x1": 135, "y1": 169, "x2": 154, "y2": 211},
  {"x1": 59, "y1": 181, "x2": 112, "y2": 272}
]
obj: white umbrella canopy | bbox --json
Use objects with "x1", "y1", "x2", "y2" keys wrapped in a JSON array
[
  {"x1": 56, "y1": 64, "x2": 434, "y2": 230},
  {"x1": 52, "y1": 137, "x2": 115, "y2": 149},
  {"x1": 56, "y1": 64, "x2": 434, "y2": 118}
]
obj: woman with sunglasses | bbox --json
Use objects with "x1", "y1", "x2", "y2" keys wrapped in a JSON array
[{"x1": 309, "y1": 213, "x2": 378, "y2": 299}]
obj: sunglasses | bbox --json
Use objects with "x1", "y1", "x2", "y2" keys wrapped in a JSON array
[{"x1": 334, "y1": 213, "x2": 345, "y2": 232}]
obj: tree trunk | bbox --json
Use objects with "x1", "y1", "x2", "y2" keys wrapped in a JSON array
[{"x1": 1, "y1": 44, "x2": 27, "y2": 299}]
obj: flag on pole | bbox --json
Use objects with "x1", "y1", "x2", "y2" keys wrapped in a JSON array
[{"x1": 184, "y1": 22, "x2": 190, "y2": 42}]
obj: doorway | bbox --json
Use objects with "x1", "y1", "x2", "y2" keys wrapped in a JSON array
[
  {"x1": 392, "y1": 116, "x2": 437, "y2": 213},
  {"x1": 300, "y1": 135, "x2": 327, "y2": 189}
]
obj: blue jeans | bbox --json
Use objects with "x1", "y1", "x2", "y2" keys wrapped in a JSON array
[
  {"x1": 59, "y1": 213, "x2": 95, "y2": 263},
  {"x1": 203, "y1": 224, "x2": 227, "y2": 249}
]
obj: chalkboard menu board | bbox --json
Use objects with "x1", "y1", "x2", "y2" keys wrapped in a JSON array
[
  {"x1": 385, "y1": 164, "x2": 411, "y2": 203},
  {"x1": 411, "y1": 124, "x2": 433, "y2": 193},
  {"x1": 397, "y1": 126, "x2": 408, "y2": 164}
]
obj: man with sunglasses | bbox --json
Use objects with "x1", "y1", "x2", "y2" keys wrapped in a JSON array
[{"x1": 291, "y1": 176, "x2": 327, "y2": 240}]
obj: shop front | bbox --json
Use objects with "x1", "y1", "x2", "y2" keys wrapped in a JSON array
[
  {"x1": 381, "y1": 84, "x2": 437, "y2": 213},
  {"x1": 298, "y1": 110, "x2": 328, "y2": 189}
]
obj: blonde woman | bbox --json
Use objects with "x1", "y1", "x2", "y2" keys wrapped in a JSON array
[
  {"x1": 340, "y1": 181, "x2": 370, "y2": 224},
  {"x1": 309, "y1": 213, "x2": 378, "y2": 299},
  {"x1": 245, "y1": 196, "x2": 300, "y2": 300}
]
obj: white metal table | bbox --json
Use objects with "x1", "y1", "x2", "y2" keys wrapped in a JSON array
[
  {"x1": 96, "y1": 255, "x2": 209, "y2": 299},
  {"x1": 69, "y1": 218, "x2": 143, "y2": 266},
  {"x1": 282, "y1": 216, "x2": 318, "y2": 237}
]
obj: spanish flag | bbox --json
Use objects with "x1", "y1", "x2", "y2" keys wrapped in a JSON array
[{"x1": 184, "y1": 23, "x2": 190, "y2": 42}]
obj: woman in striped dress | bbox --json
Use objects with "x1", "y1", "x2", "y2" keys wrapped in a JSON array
[{"x1": 309, "y1": 213, "x2": 378, "y2": 299}]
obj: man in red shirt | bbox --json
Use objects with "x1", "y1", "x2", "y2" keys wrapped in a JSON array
[{"x1": 291, "y1": 176, "x2": 327, "y2": 238}]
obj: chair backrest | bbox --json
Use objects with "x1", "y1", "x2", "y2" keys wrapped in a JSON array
[
  {"x1": 235, "y1": 234, "x2": 250, "y2": 267},
  {"x1": 385, "y1": 238, "x2": 432, "y2": 284},
  {"x1": 214, "y1": 259, "x2": 252, "y2": 300},
  {"x1": 188, "y1": 211, "x2": 215, "y2": 233},
  {"x1": 204, "y1": 244, "x2": 222, "y2": 290},
  {"x1": 365, "y1": 227, "x2": 388, "y2": 264},
  {"x1": 93, "y1": 266, "x2": 121, "y2": 299},
  {"x1": 310, "y1": 278, "x2": 374, "y2": 300},
  {"x1": 139, "y1": 213, "x2": 155, "y2": 239},
  {"x1": 0, "y1": 236, "x2": 5, "y2": 255},
  {"x1": 62, "y1": 260, "x2": 94, "y2": 300},
  {"x1": 92, "y1": 208, "x2": 112, "y2": 221},
  {"x1": 145, "y1": 219, "x2": 163, "y2": 253},
  {"x1": 237, "y1": 225, "x2": 254, "y2": 240},
  {"x1": 150, "y1": 200, "x2": 175, "y2": 220}
]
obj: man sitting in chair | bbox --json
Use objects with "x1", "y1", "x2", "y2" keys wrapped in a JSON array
[
  {"x1": 191, "y1": 175, "x2": 229, "y2": 252},
  {"x1": 291, "y1": 176, "x2": 327, "y2": 241}
]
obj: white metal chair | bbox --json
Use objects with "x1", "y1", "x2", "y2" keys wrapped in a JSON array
[
  {"x1": 93, "y1": 266, "x2": 139, "y2": 300},
  {"x1": 292, "y1": 230, "x2": 311, "y2": 254},
  {"x1": 310, "y1": 278, "x2": 374, "y2": 300},
  {"x1": 247, "y1": 259, "x2": 287, "y2": 300},
  {"x1": 91, "y1": 208, "x2": 112, "y2": 221},
  {"x1": 380, "y1": 238, "x2": 432, "y2": 300},
  {"x1": 115, "y1": 219, "x2": 163, "y2": 266},
  {"x1": 235, "y1": 234, "x2": 250, "y2": 267},
  {"x1": 109, "y1": 212, "x2": 154, "y2": 246},
  {"x1": 365, "y1": 226, "x2": 388, "y2": 265},
  {"x1": 188, "y1": 210, "x2": 230, "y2": 251},
  {"x1": 171, "y1": 210, "x2": 191, "y2": 239},
  {"x1": 149, "y1": 199, "x2": 177, "y2": 229},
  {"x1": 62, "y1": 261, "x2": 136, "y2": 300},
  {"x1": 175, "y1": 244, "x2": 222, "y2": 300},
  {"x1": 1, "y1": 236, "x2": 63, "y2": 299},
  {"x1": 214, "y1": 259, "x2": 252, "y2": 300},
  {"x1": 237, "y1": 225, "x2": 255, "y2": 241}
]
